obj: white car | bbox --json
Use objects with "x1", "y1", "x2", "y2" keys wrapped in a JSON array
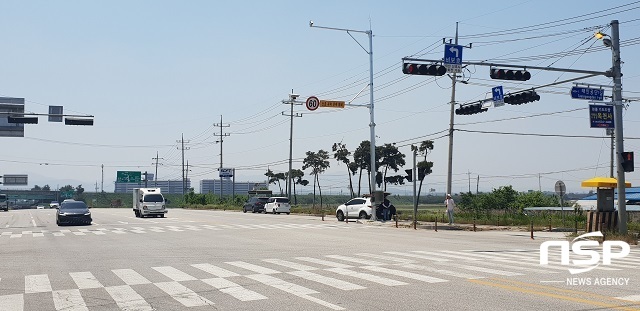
[
  {"x1": 36, "y1": 205, "x2": 45, "y2": 209},
  {"x1": 264, "y1": 197, "x2": 291, "y2": 214},
  {"x1": 336, "y1": 197, "x2": 372, "y2": 221}
]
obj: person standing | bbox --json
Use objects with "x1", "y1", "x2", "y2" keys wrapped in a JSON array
[{"x1": 444, "y1": 194, "x2": 456, "y2": 225}]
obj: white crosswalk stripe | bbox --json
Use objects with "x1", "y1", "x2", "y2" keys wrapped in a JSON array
[
  {"x1": 201, "y1": 277, "x2": 267, "y2": 301},
  {"x1": 113, "y1": 269, "x2": 152, "y2": 285},
  {"x1": 192, "y1": 263, "x2": 240, "y2": 278},
  {"x1": 246, "y1": 274, "x2": 345, "y2": 311},
  {"x1": 325, "y1": 268, "x2": 407, "y2": 286},
  {"x1": 153, "y1": 266, "x2": 197, "y2": 281},
  {"x1": 263, "y1": 259, "x2": 318, "y2": 271},
  {"x1": 25, "y1": 274, "x2": 52, "y2": 293},
  {"x1": 105, "y1": 285, "x2": 154, "y2": 311},
  {"x1": 355, "y1": 253, "x2": 416, "y2": 264},
  {"x1": 325, "y1": 255, "x2": 385, "y2": 266},
  {"x1": 384, "y1": 251, "x2": 450, "y2": 262},
  {"x1": 225, "y1": 261, "x2": 280, "y2": 274},
  {"x1": 288, "y1": 270, "x2": 366, "y2": 290},
  {"x1": 413, "y1": 250, "x2": 481, "y2": 261},
  {"x1": 296, "y1": 257, "x2": 352, "y2": 268},
  {"x1": 52, "y1": 289, "x2": 88, "y2": 311},
  {"x1": 69, "y1": 272, "x2": 103, "y2": 289},
  {"x1": 435, "y1": 262, "x2": 523, "y2": 276},
  {"x1": 0, "y1": 294, "x2": 23, "y2": 311},
  {"x1": 154, "y1": 281, "x2": 214, "y2": 307},
  {"x1": 400, "y1": 264, "x2": 484, "y2": 279},
  {"x1": 360, "y1": 266, "x2": 448, "y2": 283}
]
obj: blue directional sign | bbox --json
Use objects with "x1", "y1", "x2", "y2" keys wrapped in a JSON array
[
  {"x1": 444, "y1": 44, "x2": 463, "y2": 65},
  {"x1": 492, "y1": 86, "x2": 504, "y2": 101},
  {"x1": 589, "y1": 104, "x2": 614, "y2": 128},
  {"x1": 571, "y1": 87, "x2": 604, "y2": 101}
]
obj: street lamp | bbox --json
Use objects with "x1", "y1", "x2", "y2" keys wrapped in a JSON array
[
  {"x1": 595, "y1": 21, "x2": 628, "y2": 234},
  {"x1": 310, "y1": 21, "x2": 378, "y2": 220}
]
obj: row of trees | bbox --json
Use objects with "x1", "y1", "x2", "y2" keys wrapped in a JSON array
[
  {"x1": 31, "y1": 184, "x2": 85, "y2": 195},
  {"x1": 266, "y1": 140, "x2": 435, "y2": 206}
]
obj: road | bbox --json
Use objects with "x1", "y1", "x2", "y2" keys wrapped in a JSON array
[{"x1": 0, "y1": 208, "x2": 638, "y2": 311}]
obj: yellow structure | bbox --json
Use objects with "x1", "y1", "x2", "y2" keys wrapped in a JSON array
[{"x1": 581, "y1": 177, "x2": 631, "y2": 188}]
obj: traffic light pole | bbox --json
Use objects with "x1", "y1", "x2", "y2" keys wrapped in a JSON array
[
  {"x1": 412, "y1": 146, "x2": 417, "y2": 229},
  {"x1": 611, "y1": 20, "x2": 627, "y2": 234},
  {"x1": 282, "y1": 92, "x2": 302, "y2": 201}
]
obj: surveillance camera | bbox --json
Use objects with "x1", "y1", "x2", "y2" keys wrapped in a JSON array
[
  {"x1": 290, "y1": 93, "x2": 300, "y2": 100},
  {"x1": 309, "y1": 20, "x2": 314, "y2": 27}
]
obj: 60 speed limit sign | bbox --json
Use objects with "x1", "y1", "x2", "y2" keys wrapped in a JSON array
[{"x1": 306, "y1": 96, "x2": 319, "y2": 111}]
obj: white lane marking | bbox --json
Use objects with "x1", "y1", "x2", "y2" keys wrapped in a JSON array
[
  {"x1": 435, "y1": 262, "x2": 523, "y2": 276},
  {"x1": 10, "y1": 234, "x2": 22, "y2": 238},
  {"x1": 112, "y1": 230, "x2": 127, "y2": 234},
  {"x1": 325, "y1": 268, "x2": 407, "y2": 286},
  {"x1": 183, "y1": 225, "x2": 202, "y2": 231},
  {"x1": 325, "y1": 255, "x2": 384, "y2": 266},
  {"x1": 1, "y1": 232, "x2": 11, "y2": 235},
  {"x1": 53, "y1": 232, "x2": 65, "y2": 237},
  {"x1": 246, "y1": 274, "x2": 343, "y2": 310},
  {"x1": 60, "y1": 229, "x2": 72, "y2": 233},
  {"x1": 384, "y1": 251, "x2": 450, "y2": 262},
  {"x1": 355, "y1": 253, "x2": 416, "y2": 264},
  {"x1": 25, "y1": 274, "x2": 52, "y2": 293},
  {"x1": 200, "y1": 225, "x2": 221, "y2": 230},
  {"x1": 361, "y1": 266, "x2": 448, "y2": 283},
  {"x1": 288, "y1": 270, "x2": 365, "y2": 291},
  {"x1": 93, "y1": 231, "x2": 106, "y2": 235},
  {"x1": 201, "y1": 278, "x2": 267, "y2": 301},
  {"x1": 153, "y1": 266, "x2": 197, "y2": 282},
  {"x1": 0, "y1": 293, "x2": 23, "y2": 311},
  {"x1": 225, "y1": 261, "x2": 280, "y2": 274},
  {"x1": 618, "y1": 294, "x2": 640, "y2": 301},
  {"x1": 148, "y1": 227, "x2": 165, "y2": 232},
  {"x1": 33, "y1": 233, "x2": 44, "y2": 237},
  {"x1": 263, "y1": 259, "x2": 318, "y2": 271},
  {"x1": 413, "y1": 250, "x2": 481, "y2": 261},
  {"x1": 154, "y1": 281, "x2": 214, "y2": 307},
  {"x1": 191, "y1": 264, "x2": 239, "y2": 278},
  {"x1": 21, "y1": 231, "x2": 32, "y2": 234},
  {"x1": 52, "y1": 289, "x2": 88, "y2": 311},
  {"x1": 72, "y1": 232, "x2": 86, "y2": 236},
  {"x1": 296, "y1": 257, "x2": 352, "y2": 268},
  {"x1": 113, "y1": 269, "x2": 151, "y2": 285},
  {"x1": 165, "y1": 226, "x2": 184, "y2": 232},
  {"x1": 105, "y1": 285, "x2": 154, "y2": 311},
  {"x1": 401, "y1": 264, "x2": 483, "y2": 279},
  {"x1": 70, "y1": 272, "x2": 103, "y2": 289},
  {"x1": 118, "y1": 221, "x2": 129, "y2": 224}
]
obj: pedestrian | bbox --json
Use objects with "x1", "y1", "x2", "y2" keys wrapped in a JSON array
[
  {"x1": 444, "y1": 194, "x2": 456, "y2": 225},
  {"x1": 379, "y1": 194, "x2": 395, "y2": 221}
]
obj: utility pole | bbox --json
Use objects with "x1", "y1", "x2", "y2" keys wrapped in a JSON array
[
  {"x1": 177, "y1": 134, "x2": 190, "y2": 199},
  {"x1": 412, "y1": 145, "x2": 418, "y2": 229},
  {"x1": 152, "y1": 151, "x2": 164, "y2": 187},
  {"x1": 214, "y1": 115, "x2": 230, "y2": 198},
  {"x1": 539, "y1": 174, "x2": 542, "y2": 192},
  {"x1": 282, "y1": 91, "x2": 302, "y2": 201},
  {"x1": 143, "y1": 171, "x2": 148, "y2": 188},
  {"x1": 467, "y1": 171, "x2": 471, "y2": 193},
  {"x1": 610, "y1": 20, "x2": 628, "y2": 234},
  {"x1": 608, "y1": 128, "x2": 615, "y2": 177},
  {"x1": 446, "y1": 22, "x2": 472, "y2": 197},
  {"x1": 476, "y1": 175, "x2": 479, "y2": 194},
  {"x1": 95, "y1": 182, "x2": 98, "y2": 193},
  {"x1": 101, "y1": 164, "x2": 104, "y2": 193}
]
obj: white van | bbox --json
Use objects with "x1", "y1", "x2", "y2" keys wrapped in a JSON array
[
  {"x1": 133, "y1": 188, "x2": 167, "y2": 218},
  {"x1": 264, "y1": 197, "x2": 291, "y2": 214}
]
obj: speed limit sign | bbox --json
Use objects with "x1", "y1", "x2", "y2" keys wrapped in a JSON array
[{"x1": 306, "y1": 96, "x2": 320, "y2": 111}]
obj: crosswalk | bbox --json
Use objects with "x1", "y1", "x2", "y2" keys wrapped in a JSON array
[
  {"x1": 1, "y1": 248, "x2": 638, "y2": 310},
  {"x1": 0, "y1": 223, "x2": 360, "y2": 239}
]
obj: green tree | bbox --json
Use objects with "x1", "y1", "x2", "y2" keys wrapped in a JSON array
[
  {"x1": 31, "y1": 185, "x2": 41, "y2": 191},
  {"x1": 288, "y1": 169, "x2": 308, "y2": 205},
  {"x1": 42, "y1": 184, "x2": 51, "y2": 191},
  {"x1": 264, "y1": 169, "x2": 285, "y2": 194},
  {"x1": 332, "y1": 142, "x2": 355, "y2": 198},
  {"x1": 302, "y1": 150, "x2": 330, "y2": 208},
  {"x1": 378, "y1": 143, "x2": 405, "y2": 191},
  {"x1": 353, "y1": 140, "x2": 381, "y2": 195},
  {"x1": 59, "y1": 185, "x2": 74, "y2": 192},
  {"x1": 76, "y1": 185, "x2": 85, "y2": 195}
]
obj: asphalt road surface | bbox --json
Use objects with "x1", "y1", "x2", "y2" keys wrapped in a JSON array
[{"x1": 0, "y1": 208, "x2": 639, "y2": 311}]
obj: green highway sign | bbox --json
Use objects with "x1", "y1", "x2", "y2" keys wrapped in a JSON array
[
  {"x1": 61, "y1": 191, "x2": 74, "y2": 199},
  {"x1": 117, "y1": 171, "x2": 142, "y2": 183}
]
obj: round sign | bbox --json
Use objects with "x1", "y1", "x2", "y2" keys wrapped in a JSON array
[
  {"x1": 306, "y1": 96, "x2": 320, "y2": 111},
  {"x1": 555, "y1": 180, "x2": 566, "y2": 196}
]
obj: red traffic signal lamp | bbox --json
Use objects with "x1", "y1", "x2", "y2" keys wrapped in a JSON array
[
  {"x1": 621, "y1": 152, "x2": 634, "y2": 172},
  {"x1": 490, "y1": 68, "x2": 531, "y2": 81},
  {"x1": 403, "y1": 63, "x2": 446, "y2": 76},
  {"x1": 65, "y1": 118, "x2": 94, "y2": 126},
  {"x1": 455, "y1": 103, "x2": 487, "y2": 115},
  {"x1": 504, "y1": 91, "x2": 540, "y2": 105}
]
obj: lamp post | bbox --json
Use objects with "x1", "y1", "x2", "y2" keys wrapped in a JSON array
[{"x1": 310, "y1": 21, "x2": 378, "y2": 220}]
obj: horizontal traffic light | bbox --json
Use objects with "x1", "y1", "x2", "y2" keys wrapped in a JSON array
[
  {"x1": 402, "y1": 63, "x2": 446, "y2": 76},
  {"x1": 7, "y1": 116, "x2": 38, "y2": 124},
  {"x1": 65, "y1": 118, "x2": 94, "y2": 126},
  {"x1": 455, "y1": 103, "x2": 487, "y2": 115},
  {"x1": 490, "y1": 68, "x2": 531, "y2": 81},
  {"x1": 504, "y1": 91, "x2": 540, "y2": 105}
]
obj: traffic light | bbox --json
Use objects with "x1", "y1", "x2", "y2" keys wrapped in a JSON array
[
  {"x1": 504, "y1": 91, "x2": 540, "y2": 105},
  {"x1": 65, "y1": 118, "x2": 94, "y2": 126},
  {"x1": 621, "y1": 152, "x2": 634, "y2": 172},
  {"x1": 490, "y1": 68, "x2": 531, "y2": 81},
  {"x1": 7, "y1": 116, "x2": 38, "y2": 124},
  {"x1": 375, "y1": 172, "x2": 383, "y2": 186},
  {"x1": 455, "y1": 103, "x2": 487, "y2": 115},
  {"x1": 405, "y1": 169, "x2": 413, "y2": 182},
  {"x1": 402, "y1": 63, "x2": 447, "y2": 76}
]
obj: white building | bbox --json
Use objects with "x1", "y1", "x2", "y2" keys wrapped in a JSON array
[
  {"x1": 199, "y1": 180, "x2": 268, "y2": 196},
  {"x1": 114, "y1": 180, "x2": 191, "y2": 194}
]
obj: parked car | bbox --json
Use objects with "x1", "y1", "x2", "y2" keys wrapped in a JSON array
[
  {"x1": 336, "y1": 197, "x2": 373, "y2": 221},
  {"x1": 56, "y1": 201, "x2": 92, "y2": 225},
  {"x1": 243, "y1": 197, "x2": 269, "y2": 213},
  {"x1": 264, "y1": 197, "x2": 291, "y2": 214}
]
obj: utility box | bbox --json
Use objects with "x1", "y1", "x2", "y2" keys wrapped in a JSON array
[{"x1": 596, "y1": 188, "x2": 615, "y2": 212}]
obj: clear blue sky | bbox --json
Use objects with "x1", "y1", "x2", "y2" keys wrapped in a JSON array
[{"x1": 0, "y1": 0, "x2": 638, "y2": 194}]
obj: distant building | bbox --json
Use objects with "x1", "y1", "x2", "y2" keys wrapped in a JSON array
[
  {"x1": 114, "y1": 180, "x2": 190, "y2": 194},
  {"x1": 199, "y1": 180, "x2": 268, "y2": 196}
]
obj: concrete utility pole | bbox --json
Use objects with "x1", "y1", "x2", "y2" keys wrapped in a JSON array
[
  {"x1": 101, "y1": 164, "x2": 104, "y2": 193},
  {"x1": 412, "y1": 146, "x2": 418, "y2": 229},
  {"x1": 283, "y1": 91, "x2": 302, "y2": 201},
  {"x1": 610, "y1": 20, "x2": 628, "y2": 234},
  {"x1": 177, "y1": 134, "x2": 190, "y2": 198},
  {"x1": 152, "y1": 151, "x2": 164, "y2": 187},
  {"x1": 214, "y1": 115, "x2": 230, "y2": 198}
]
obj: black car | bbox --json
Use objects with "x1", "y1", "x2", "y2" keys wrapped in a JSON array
[
  {"x1": 243, "y1": 197, "x2": 269, "y2": 213},
  {"x1": 56, "y1": 201, "x2": 92, "y2": 225}
]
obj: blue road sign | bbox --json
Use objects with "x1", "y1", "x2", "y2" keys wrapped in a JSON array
[
  {"x1": 589, "y1": 104, "x2": 614, "y2": 128},
  {"x1": 571, "y1": 87, "x2": 604, "y2": 101},
  {"x1": 444, "y1": 44, "x2": 463, "y2": 65},
  {"x1": 492, "y1": 86, "x2": 504, "y2": 102}
]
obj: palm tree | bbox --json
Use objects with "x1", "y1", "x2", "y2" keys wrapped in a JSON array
[
  {"x1": 288, "y1": 169, "x2": 308, "y2": 205},
  {"x1": 378, "y1": 143, "x2": 406, "y2": 191},
  {"x1": 302, "y1": 150, "x2": 330, "y2": 208},
  {"x1": 332, "y1": 142, "x2": 355, "y2": 198}
]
